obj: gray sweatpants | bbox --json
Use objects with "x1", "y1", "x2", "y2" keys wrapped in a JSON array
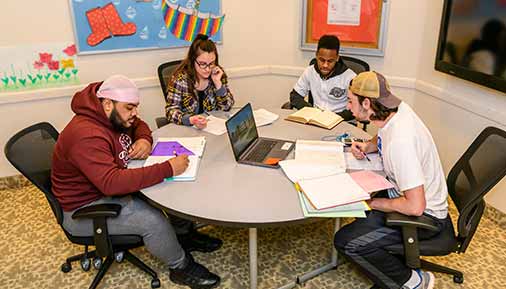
[{"x1": 62, "y1": 195, "x2": 186, "y2": 269}]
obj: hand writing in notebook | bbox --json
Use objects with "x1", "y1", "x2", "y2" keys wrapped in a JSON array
[
  {"x1": 168, "y1": 154, "x2": 190, "y2": 175},
  {"x1": 351, "y1": 141, "x2": 377, "y2": 160}
]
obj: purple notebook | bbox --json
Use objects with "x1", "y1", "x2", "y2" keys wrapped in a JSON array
[{"x1": 151, "y1": 141, "x2": 194, "y2": 156}]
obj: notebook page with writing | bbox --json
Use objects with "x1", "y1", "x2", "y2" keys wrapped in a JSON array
[
  {"x1": 295, "y1": 140, "x2": 345, "y2": 166},
  {"x1": 279, "y1": 159, "x2": 345, "y2": 183},
  {"x1": 344, "y1": 152, "x2": 383, "y2": 171},
  {"x1": 143, "y1": 155, "x2": 200, "y2": 181}
]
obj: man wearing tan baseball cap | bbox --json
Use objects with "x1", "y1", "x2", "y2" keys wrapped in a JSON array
[{"x1": 334, "y1": 71, "x2": 452, "y2": 289}]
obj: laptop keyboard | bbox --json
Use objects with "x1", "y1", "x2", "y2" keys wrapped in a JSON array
[{"x1": 245, "y1": 140, "x2": 277, "y2": 162}]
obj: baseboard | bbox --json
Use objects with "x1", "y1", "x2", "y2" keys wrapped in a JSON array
[{"x1": 1, "y1": 64, "x2": 504, "y2": 126}]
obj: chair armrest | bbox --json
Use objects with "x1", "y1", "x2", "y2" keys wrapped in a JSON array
[
  {"x1": 385, "y1": 212, "x2": 438, "y2": 269},
  {"x1": 72, "y1": 204, "x2": 122, "y2": 220},
  {"x1": 71, "y1": 203, "x2": 122, "y2": 258},
  {"x1": 386, "y1": 212, "x2": 439, "y2": 232},
  {"x1": 155, "y1": 116, "x2": 169, "y2": 129}
]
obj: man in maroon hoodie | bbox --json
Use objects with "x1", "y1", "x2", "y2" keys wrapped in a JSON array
[{"x1": 52, "y1": 75, "x2": 220, "y2": 288}]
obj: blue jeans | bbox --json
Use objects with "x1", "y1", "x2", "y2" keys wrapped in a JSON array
[{"x1": 63, "y1": 195, "x2": 185, "y2": 268}]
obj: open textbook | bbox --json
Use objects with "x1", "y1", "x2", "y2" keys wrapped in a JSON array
[
  {"x1": 202, "y1": 109, "x2": 279, "y2": 135},
  {"x1": 285, "y1": 107, "x2": 343, "y2": 129},
  {"x1": 143, "y1": 137, "x2": 206, "y2": 181}
]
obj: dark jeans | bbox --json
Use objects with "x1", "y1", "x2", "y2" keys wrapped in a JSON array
[{"x1": 334, "y1": 210, "x2": 452, "y2": 289}]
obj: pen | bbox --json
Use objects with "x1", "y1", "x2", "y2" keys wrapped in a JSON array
[
  {"x1": 173, "y1": 150, "x2": 178, "y2": 157},
  {"x1": 362, "y1": 151, "x2": 371, "y2": 162}
]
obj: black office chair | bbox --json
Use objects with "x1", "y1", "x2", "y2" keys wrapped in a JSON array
[
  {"x1": 282, "y1": 56, "x2": 370, "y2": 130},
  {"x1": 155, "y1": 60, "x2": 182, "y2": 128},
  {"x1": 4, "y1": 122, "x2": 161, "y2": 289},
  {"x1": 372, "y1": 126, "x2": 506, "y2": 288}
]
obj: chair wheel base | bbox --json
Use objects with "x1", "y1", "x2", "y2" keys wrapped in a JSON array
[
  {"x1": 151, "y1": 278, "x2": 161, "y2": 288},
  {"x1": 61, "y1": 262, "x2": 72, "y2": 273},
  {"x1": 453, "y1": 275, "x2": 464, "y2": 284}
]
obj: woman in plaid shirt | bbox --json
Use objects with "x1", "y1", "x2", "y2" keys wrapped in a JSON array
[{"x1": 165, "y1": 34, "x2": 234, "y2": 129}]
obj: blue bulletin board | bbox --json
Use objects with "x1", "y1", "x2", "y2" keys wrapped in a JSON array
[{"x1": 69, "y1": 0, "x2": 223, "y2": 54}]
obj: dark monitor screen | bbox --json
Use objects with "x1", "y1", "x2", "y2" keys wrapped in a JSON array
[
  {"x1": 225, "y1": 103, "x2": 259, "y2": 160},
  {"x1": 435, "y1": 0, "x2": 506, "y2": 93}
]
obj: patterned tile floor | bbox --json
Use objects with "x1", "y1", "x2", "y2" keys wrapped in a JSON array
[{"x1": 0, "y1": 185, "x2": 505, "y2": 289}]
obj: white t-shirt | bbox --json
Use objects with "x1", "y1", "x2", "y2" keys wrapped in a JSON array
[
  {"x1": 293, "y1": 66, "x2": 356, "y2": 113},
  {"x1": 378, "y1": 102, "x2": 448, "y2": 219}
]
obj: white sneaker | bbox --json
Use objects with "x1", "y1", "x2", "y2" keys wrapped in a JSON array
[
  {"x1": 401, "y1": 270, "x2": 435, "y2": 289},
  {"x1": 416, "y1": 270, "x2": 435, "y2": 289}
]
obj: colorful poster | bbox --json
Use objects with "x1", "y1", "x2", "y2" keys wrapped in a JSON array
[
  {"x1": 0, "y1": 43, "x2": 80, "y2": 92},
  {"x1": 69, "y1": 0, "x2": 223, "y2": 54}
]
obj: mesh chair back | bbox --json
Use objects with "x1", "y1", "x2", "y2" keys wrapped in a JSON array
[
  {"x1": 309, "y1": 56, "x2": 370, "y2": 74},
  {"x1": 4, "y1": 122, "x2": 63, "y2": 224},
  {"x1": 157, "y1": 60, "x2": 182, "y2": 98},
  {"x1": 446, "y1": 126, "x2": 506, "y2": 252},
  {"x1": 341, "y1": 56, "x2": 370, "y2": 74}
]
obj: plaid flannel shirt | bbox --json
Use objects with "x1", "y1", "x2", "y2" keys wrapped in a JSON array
[{"x1": 165, "y1": 70, "x2": 235, "y2": 125}]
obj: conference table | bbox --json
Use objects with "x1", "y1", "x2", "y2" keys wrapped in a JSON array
[{"x1": 135, "y1": 108, "x2": 370, "y2": 289}]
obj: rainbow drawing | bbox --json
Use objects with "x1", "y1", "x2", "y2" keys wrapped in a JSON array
[{"x1": 162, "y1": 0, "x2": 224, "y2": 42}]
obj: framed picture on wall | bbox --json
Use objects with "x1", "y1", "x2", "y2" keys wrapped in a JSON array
[
  {"x1": 69, "y1": 0, "x2": 224, "y2": 55},
  {"x1": 300, "y1": 0, "x2": 390, "y2": 56}
]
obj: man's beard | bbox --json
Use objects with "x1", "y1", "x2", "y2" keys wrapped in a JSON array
[{"x1": 109, "y1": 108, "x2": 129, "y2": 133}]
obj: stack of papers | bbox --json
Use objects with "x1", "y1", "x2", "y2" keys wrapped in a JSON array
[
  {"x1": 296, "y1": 170, "x2": 394, "y2": 216},
  {"x1": 202, "y1": 109, "x2": 279, "y2": 136},
  {"x1": 279, "y1": 140, "x2": 346, "y2": 183},
  {"x1": 143, "y1": 137, "x2": 206, "y2": 181},
  {"x1": 298, "y1": 173, "x2": 371, "y2": 210},
  {"x1": 253, "y1": 108, "x2": 279, "y2": 126}
]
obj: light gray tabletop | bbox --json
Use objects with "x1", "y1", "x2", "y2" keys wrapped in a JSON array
[{"x1": 137, "y1": 108, "x2": 370, "y2": 227}]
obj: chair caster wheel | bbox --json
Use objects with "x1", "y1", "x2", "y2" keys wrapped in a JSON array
[
  {"x1": 453, "y1": 275, "x2": 464, "y2": 284},
  {"x1": 61, "y1": 262, "x2": 72, "y2": 273},
  {"x1": 151, "y1": 278, "x2": 161, "y2": 288},
  {"x1": 114, "y1": 251, "x2": 124, "y2": 263},
  {"x1": 80, "y1": 258, "x2": 91, "y2": 271},
  {"x1": 93, "y1": 257, "x2": 103, "y2": 270}
]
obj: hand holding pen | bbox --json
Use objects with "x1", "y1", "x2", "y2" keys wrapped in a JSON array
[
  {"x1": 351, "y1": 141, "x2": 372, "y2": 162},
  {"x1": 168, "y1": 150, "x2": 190, "y2": 175}
]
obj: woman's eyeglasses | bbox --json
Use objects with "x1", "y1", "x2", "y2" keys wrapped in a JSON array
[{"x1": 195, "y1": 61, "x2": 216, "y2": 70}]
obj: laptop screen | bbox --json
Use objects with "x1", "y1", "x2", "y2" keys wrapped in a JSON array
[{"x1": 225, "y1": 103, "x2": 259, "y2": 160}]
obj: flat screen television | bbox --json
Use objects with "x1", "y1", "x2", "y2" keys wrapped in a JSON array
[{"x1": 435, "y1": 0, "x2": 506, "y2": 93}]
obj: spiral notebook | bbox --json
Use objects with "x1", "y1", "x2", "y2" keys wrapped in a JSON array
[{"x1": 143, "y1": 137, "x2": 206, "y2": 181}]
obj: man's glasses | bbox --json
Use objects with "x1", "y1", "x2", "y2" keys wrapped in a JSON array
[{"x1": 195, "y1": 61, "x2": 216, "y2": 70}]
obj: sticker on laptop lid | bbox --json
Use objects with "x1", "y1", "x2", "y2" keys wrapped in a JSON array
[
  {"x1": 263, "y1": 157, "x2": 281, "y2": 165},
  {"x1": 281, "y1": 142, "x2": 293, "y2": 150}
]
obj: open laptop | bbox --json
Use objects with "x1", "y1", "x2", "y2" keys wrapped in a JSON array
[{"x1": 225, "y1": 103, "x2": 294, "y2": 168}]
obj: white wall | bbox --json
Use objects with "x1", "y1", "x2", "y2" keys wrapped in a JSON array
[
  {"x1": 1, "y1": 1, "x2": 505, "y2": 212},
  {"x1": 412, "y1": 0, "x2": 506, "y2": 212}
]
